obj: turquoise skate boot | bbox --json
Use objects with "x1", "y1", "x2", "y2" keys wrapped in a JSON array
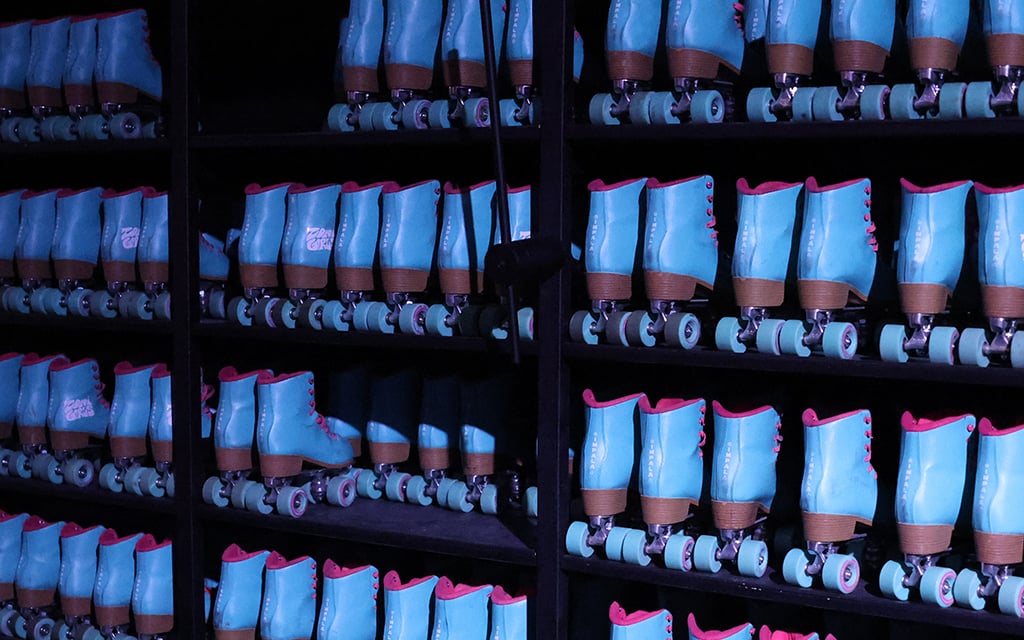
[
  {"x1": 377, "y1": 0, "x2": 444, "y2": 130},
  {"x1": 953, "y1": 417, "x2": 1024, "y2": 615},
  {"x1": 98, "y1": 361, "x2": 159, "y2": 495},
  {"x1": 589, "y1": 0, "x2": 663, "y2": 125},
  {"x1": 878, "y1": 178, "x2": 973, "y2": 365},
  {"x1": 324, "y1": 365, "x2": 369, "y2": 461},
  {"x1": 355, "y1": 367, "x2": 420, "y2": 502},
  {"x1": 958, "y1": 182, "x2": 1024, "y2": 367},
  {"x1": 431, "y1": 577, "x2": 493, "y2": 640},
  {"x1": 20, "y1": 17, "x2": 71, "y2": 143},
  {"x1": 132, "y1": 535, "x2": 173, "y2": 638},
  {"x1": 0, "y1": 20, "x2": 32, "y2": 143},
  {"x1": 479, "y1": 184, "x2": 537, "y2": 341},
  {"x1": 615, "y1": 395, "x2": 705, "y2": 569},
  {"x1": 326, "y1": 0, "x2": 386, "y2": 132},
  {"x1": 811, "y1": 0, "x2": 895, "y2": 120},
  {"x1": 41, "y1": 187, "x2": 105, "y2": 318},
  {"x1": 569, "y1": 178, "x2": 646, "y2": 345},
  {"x1": 141, "y1": 364, "x2": 174, "y2": 498},
  {"x1": 10, "y1": 189, "x2": 59, "y2": 316},
  {"x1": 9, "y1": 353, "x2": 65, "y2": 481},
  {"x1": 132, "y1": 189, "x2": 171, "y2": 320},
  {"x1": 381, "y1": 571, "x2": 439, "y2": 640},
  {"x1": 87, "y1": 529, "x2": 144, "y2": 640},
  {"x1": 95, "y1": 9, "x2": 164, "y2": 138},
  {"x1": 11, "y1": 516, "x2": 64, "y2": 640},
  {"x1": 406, "y1": 373, "x2": 460, "y2": 507},
  {"x1": 692, "y1": 400, "x2": 782, "y2": 578},
  {"x1": 608, "y1": 602, "x2": 674, "y2": 639},
  {"x1": 46, "y1": 15, "x2": 101, "y2": 141},
  {"x1": 623, "y1": 176, "x2": 717, "y2": 348},
  {"x1": 778, "y1": 177, "x2": 877, "y2": 359},
  {"x1": 259, "y1": 552, "x2": 317, "y2": 640},
  {"x1": 213, "y1": 544, "x2": 270, "y2": 640},
  {"x1": 0, "y1": 189, "x2": 26, "y2": 305},
  {"x1": 55, "y1": 523, "x2": 105, "y2": 640},
  {"x1": 227, "y1": 183, "x2": 291, "y2": 327},
  {"x1": 489, "y1": 587, "x2": 527, "y2": 640},
  {"x1": 965, "y1": 0, "x2": 1024, "y2": 117},
  {"x1": 354, "y1": 180, "x2": 440, "y2": 335},
  {"x1": 322, "y1": 181, "x2": 394, "y2": 332},
  {"x1": 878, "y1": 411, "x2": 975, "y2": 606},
  {"x1": 782, "y1": 408, "x2": 877, "y2": 593},
  {"x1": 91, "y1": 187, "x2": 147, "y2": 319},
  {"x1": 746, "y1": 0, "x2": 823, "y2": 122},
  {"x1": 44, "y1": 357, "x2": 110, "y2": 487},
  {"x1": 499, "y1": 0, "x2": 538, "y2": 126},
  {"x1": 0, "y1": 352, "x2": 24, "y2": 463},
  {"x1": 687, "y1": 613, "x2": 754, "y2": 640},
  {"x1": 199, "y1": 230, "x2": 232, "y2": 319},
  {"x1": 0, "y1": 512, "x2": 28, "y2": 634},
  {"x1": 565, "y1": 389, "x2": 645, "y2": 558},
  {"x1": 429, "y1": 0, "x2": 506, "y2": 128},
  {"x1": 641, "y1": 1, "x2": 745, "y2": 125},
  {"x1": 317, "y1": 561, "x2": 379, "y2": 640},
  {"x1": 252, "y1": 370, "x2": 357, "y2": 517},
  {"x1": 715, "y1": 178, "x2": 804, "y2": 354}
]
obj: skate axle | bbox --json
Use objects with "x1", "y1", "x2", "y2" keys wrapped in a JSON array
[
  {"x1": 902, "y1": 313, "x2": 938, "y2": 353},
  {"x1": 978, "y1": 563, "x2": 1016, "y2": 598},
  {"x1": 990, "y1": 66, "x2": 1023, "y2": 114},
  {"x1": 585, "y1": 515, "x2": 616, "y2": 548},
  {"x1": 736, "y1": 306, "x2": 771, "y2": 344},
  {"x1": 983, "y1": 317, "x2": 1020, "y2": 360},
  {"x1": 912, "y1": 68, "x2": 948, "y2": 115},
  {"x1": 369, "y1": 463, "x2": 401, "y2": 492},
  {"x1": 899, "y1": 553, "x2": 947, "y2": 589},
  {"x1": 642, "y1": 523, "x2": 675, "y2": 557}
]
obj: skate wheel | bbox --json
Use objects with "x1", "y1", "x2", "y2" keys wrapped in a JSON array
[
  {"x1": 879, "y1": 559, "x2": 911, "y2": 600},
  {"x1": 326, "y1": 475, "x2": 356, "y2": 507},
  {"x1": 445, "y1": 482, "x2": 474, "y2": 512},
  {"x1": 123, "y1": 465, "x2": 147, "y2": 496},
  {"x1": 737, "y1": 538, "x2": 768, "y2": 578},
  {"x1": 405, "y1": 475, "x2": 433, "y2": 506},
  {"x1": 691, "y1": 90, "x2": 725, "y2": 124},
  {"x1": 0, "y1": 609, "x2": 21, "y2": 637},
  {"x1": 965, "y1": 81, "x2": 996, "y2": 118},
  {"x1": 372, "y1": 102, "x2": 400, "y2": 131},
  {"x1": 878, "y1": 324, "x2": 910, "y2": 363},
  {"x1": 81, "y1": 629, "x2": 104, "y2": 640},
  {"x1": 328, "y1": 103, "x2": 356, "y2": 132},
  {"x1": 778, "y1": 320, "x2": 811, "y2": 356},
  {"x1": 646, "y1": 91, "x2": 677, "y2": 125},
  {"x1": 202, "y1": 476, "x2": 229, "y2": 507},
  {"x1": 138, "y1": 468, "x2": 164, "y2": 497},
  {"x1": 920, "y1": 565, "x2": 957, "y2": 608},
  {"x1": 499, "y1": 98, "x2": 522, "y2": 126},
  {"x1": 569, "y1": 310, "x2": 599, "y2": 344},
  {"x1": 479, "y1": 304, "x2": 507, "y2": 339},
  {"x1": 888, "y1": 84, "x2": 921, "y2": 120},
  {"x1": 998, "y1": 575, "x2": 1024, "y2": 617},
  {"x1": 207, "y1": 288, "x2": 227, "y2": 319},
  {"x1": 811, "y1": 86, "x2": 843, "y2": 121},
  {"x1": 276, "y1": 485, "x2": 308, "y2": 518},
  {"x1": 398, "y1": 302, "x2": 428, "y2": 335},
  {"x1": 270, "y1": 299, "x2": 296, "y2": 329},
  {"x1": 464, "y1": 97, "x2": 490, "y2": 128},
  {"x1": 153, "y1": 292, "x2": 172, "y2": 320},
  {"x1": 624, "y1": 310, "x2": 656, "y2": 347},
  {"x1": 357, "y1": 102, "x2": 380, "y2": 130},
  {"x1": 43, "y1": 456, "x2": 62, "y2": 484},
  {"x1": 7, "y1": 289, "x2": 29, "y2": 314},
  {"x1": 230, "y1": 479, "x2": 256, "y2": 509},
  {"x1": 353, "y1": 300, "x2": 392, "y2": 333},
  {"x1": 427, "y1": 100, "x2": 452, "y2": 128},
  {"x1": 589, "y1": 93, "x2": 619, "y2": 125},
  {"x1": 953, "y1": 568, "x2": 985, "y2": 610},
  {"x1": 754, "y1": 318, "x2": 786, "y2": 355},
  {"x1": 604, "y1": 526, "x2": 631, "y2": 562},
  {"x1": 927, "y1": 325, "x2": 959, "y2": 365},
  {"x1": 791, "y1": 86, "x2": 817, "y2": 122},
  {"x1": 523, "y1": 485, "x2": 538, "y2": 517},
  {"x1": 1009, "y1": 333, "x2": 1024, "y2": 368},
  {"x1": 109, "y1": 112, "x2": 143, "y2": 139},
  {"x1": 425, "y1": 303, "x2": 454, "y2": 336},
  {"x1": 517, "y1": 306, "x2": 535, "y2": 340},
  {"x1": 860, "y1": 85, "x2": 890, "y2": 119},
  {"x1": 164, "y1": 472, "x2": 176, "y2": 497},
  {"x1": 17, "y1": 117, "x2": 40, "y2": 142},
  {"x1": 296, "y1": 298, "x2": 325, "y2": 330},
  {"x1": 746, "y1": 87, "x2": 777, "y2": 123},
  {"x1": 663, "y1": 533, "x2": 695, "y2": 571},
  {"x1": 119, "y1": 291, "x2": 151, "y2": 320},
  {"x1": 822, "y1": 321, "x2": 858, "y2": 359},
  {"x1": 28, "y1": 288, "x2": 49, "y2": 314},
  {"x1": 86, "y1": 290, "x2": 115, "y2": 318},
  {"x1": 11, "y1": 452, "x2": 31, "y2": 479},
  {"x1": 45, "y1": 289, "x2": 68, "y2": 315},
  {"x1": 480, "y1": 484, "x2": 499, "y2": 515},
  {"x1": 693, "y1": 535, "x2": 723, "y2": 573},
  {"x1": 958, "y1": 327, "x2": 990, "y2": 367},
  {"x1": 665, "y1": 312, "x2": 700, "y2": 349},
  {"x1": 938, "y1": 82, "x2": 967, "y2": 119},
  {"x1": 320, "y1": 299, "x2": 349, "y2": 331},
  {"x1": 565, "y1": 520, "x2": 595, "y2": 558},
  {"x1": 435, "y1": 477, "x2": 458, "y2": 506},
  {"x1": 355, "y1": 470, "x2": 383, "y2": 499},
  {"x1": 627, "y1": 91, "x2": 654, "y2": 125},
  {"x1": 822, "y1": 553, "x2": 859, "y2": 594},
  {"x1": 29, "y1": 452, "x2": 52, "y2": 479},
  {"x1": 66, "y1": 288, "x2": 91, "y2": 317},
  {"x1": 79, "y1": 114, "x2": 109, "y2": 140},
  {"x1": 98, "y1": 463, "x2": 121, "y2": 492},
  {"x1": 397, "y1": 99, "x2": 428, "y2": 130},
  {"x1": 42, "y1": 115, "x2": 76, "y2": 141},
  {"x1": 252, "y1": 297, "x2": 278, "y2": 327},
  {"x1": 66, "y1": 457, "x2": 94, "y2": 487},
  {"x1": 52, "y1": 621, "x2": 71, "y2": 640},
  {"x1": 0, "y1": 117, "x2": 20, "y2": 142},
  {"x1": 620, "y1": 529, "x2": 651, "y2": 566},
  {"x1": 782, "y1": 548, "x2": 815, "y2": 587},
  {"x1": 385, "y1": 472, "x2": 410, "y2": 502},
  {"x1": 603, "y1": 310, "x2": 630, "y2": 346},
  {"x1": 28, "y1": 616, "x2": 52, "y2": 640}
]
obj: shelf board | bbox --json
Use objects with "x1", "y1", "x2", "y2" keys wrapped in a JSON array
[
  {"x1": 562, "y1": 555, "x2": 1024, "y2": 636},
  {"x1": 0, "y1": 138, "x2": 171, "y2": 156},
  {"x1": 190, "y1": 126, "x2": 540, "y2": 150},
  {"x1": 198, "y1": 498, "x2": 536, "y2": 566},
  {"x1": 0, "y1": 474, "x2": 176, "y2": 514},
  {"x1": 0, "y1": 311, "x2": 173, "y2": 334}
]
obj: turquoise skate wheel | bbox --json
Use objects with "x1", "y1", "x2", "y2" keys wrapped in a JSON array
[
  {"x1": 385, "y1": 472, "x2": 410, "y2": 502},
  {"x1": 858, "y1": 85, "x2": 887, "y2": 120},
  {"x1": 779, "y1": 319, "x2": 811, "y2": 357},
  {"x1": 665, "y1": 312, "x2": 700, "y2": 349},
  {"x1": 714, "y1": 317, "x2": 745, "y2": 353},
  {"x1": 207, "y1": 288, "x2": 226, "y2": 319},
  {"x1": 693, "y1": 535, "x2": 723, "y2": 573},
  {"x1": 227, "y1": 296, "x2": 253, "y2": 326},
  {"x1": 11, "y1": 452, "x2": 31, "y2": 479},
  {"x1": 52, "y1": 621, "x2": 71, "y2": 640},
  {"x1": 0, "y1": 610, "x2": 20, "y2": 636},
  {"x1": 480, "y1": 484, "x2": 499, "y2": 515},
  {"x1": 888, "y1": 84, "x2": 922, "y2": 120},
  {"x1": 791, "y1": 86, "x2": 817, "y2": 122},
  {"x1": 1009, "y1": 334, "x2": 1024, "y2": 368},
  {"x1": 251, "y1": 297, "x2": 279, "y2": 326},
  {"x1": 66, "y1": 458, "x2": 94, "y2": 487},
  {"x1": 589, "y1": 93, "x2": 619, "y2": 125},
  {"x1": 7, "y1": 289, "x2": 31, "y2": 314},
  {"x1": 154, "y1": 292, "x2": 172, "y2": 320},
  {"x1": 624, "y1": 310, "x2": 656, "y2": 347},
  {"x1": 123, "y1": 465, "x2": 147, "y2": 496},
  {"x1": 425, "y1": 303, "x2": 454, "y2": 336},
  {"x1": 737, "y1": 538, "x2": 769, "y2": 578},
  {"x1": 499, "y1": 98, "x2": 522, "y2": 126},
  {"x1": 320, "y1": 300, "x2": 349, "y2": 331},
  {"x1": 517, "y1": 307, "x2": 535, "y2": 340},
  {"x1": 270, "y1": 299, "x2": 296, "y2": 329},
  {"x1": 811, "y1": 86, "x2": 843, "y2": 121},
  {"x1": 402, "y1": 99, "x2": 431, "y2": 130},
  {"x1": 569, "y1": 310, "x2": 599, "y2": 344},
  {"x1": 29, "y1": 452, "x2": 52, "y2": 479},
  {"x1": 355, "y1": 470, "x2": 383, "y2": 499},
  {"x1": 957, "y1": 327, "x2": 990, "y2": 367},
  {"x1": 398, "y1": 302, "x2": 428, "y2": 335},
  {"x1": 0, "y1": 117, "x2": 20, "y2": 142},
  {"x1": 352, "y1": 300, "x2": 388, "y2": 333},
  {"x1": 109, "y1": 112, "x2": 142, "y2": 139},
  {"x1": 326, "y1": 475, "x2": 356, "y2": 507},
  {"x1": 1, "y1": 287, "x2": 23, "y2": 312},
  {"x1": 140, "y1": 468, "x2": 165, "y2": 497},
  {"x1": 41, "y1": 115, "x2": 75, "y2": 141},
  {"x1": 142, "y1": 121, "x2": 159, "y2": 139},
  {"x1": 42, "y1": 289, "x2": 66, "y2": 315},
  {"x1": 920, "y1": 566, "x2": 957, "y2": 607},
  {"x1": 29, "y1": 616, "x2": 53, "y2": 640},
  {"x1": 165, "y1": 472, "x2": 176, "y2": 497},
  {"x1": 98, "y1": 463, "x2": 121, "y2": 492},
  {"x1": 372, "y1": 102, "x2": 400, "y2": 131},
  {"x1": 435, "y1": 477, "x2": 458, "y2": 506},
  {"x1": 202, "y1": 476, "x2": 229, "y2": 507},
  {"x1": 79, "y1": 114, "x2": 109, "y2": 140},
  {"x1": 928, "y1": 326, "x2": 959, "y2": 365},
  {"x1": 604, "y1": 526, "x2": 631, "y2": 562},
  {"x1": 479, "y1": 305, "x2": 507, "y2": 340},
  {"x1": 17, "y1": 117, "x2": 40, "y2": 142},
  {"x1": 276, "y1": 485, "x2": 308, "y2": 518},
  {"x1": 120, "y1": 291, "x2": 153, "y2": 320},
  {"x1": 620, "y1": 529, "x2": 651, "y2": 566},
  {"x1": 664, "y1": 533, "x2": 695, "y2": 571},
  {"x1": 428, "y1": 100, "x2": 452, "y2": 128},
  {"x1": 405, "y1": 475, "x2": 433, "y2": 506},
  {"x1": 782, "y1": 548, "x2": 815, "y2": 587},
  {"x1": 566, "y1": 520, "x2": 595, "y2": 557},
  {"x1": 746, "y1": 87, "x2": 777, "y2": 123},
  {"x1": 822, "y1": 321, "x2": 858, "y2": 359},
  {"x1": 524, "y1": 485, "x2": 538, "y2": 517},
  {"x1": 878, "y1": 324, "x2": 910, "y2": 363},
  {"x1": 755, "y1": 318, "x2": 786, "y2": 355},
  {"x1": 822, "y1": 553, "x2": 859, "y2": 594},
  {"x1": 357, "y1": 102, "x2": 379, "y2": 130},
  {"x1": 90, "y1": 290, "x2": 118, "y2": 318},
  {"x1": 648, "y1": 91, "x2": 679, "y2": 126},
  {"x1": 879, "y1": 560, "x2": 911, "y2": 600},
  {"x1": 230, "y1": 479, "x2": 256, "y2": 509},
  {"x1": 464, "y1": 97, "x2": 490, "y2": 128},
  {"x1": 965, "y1": 81, "x2": 996, "y2": 118},
  {"x1": 28, "y1": 288, "x2": 50, "y2": 314},
  {"x1": 44, "y1": 456, "x2": 62, "y2": 484},
  {"x1": 954, "y1": 568, "x2": 985, "y2": 610},
  {"x1": 691, "y1": 90, "x2": 725, "y2": 124},
  {"x1": 296, "y1": 298, "x2": 325, "y2": 330},
  {"x1": 327, "y1": 103, "x2": 356, "y2": 132},
  {"x1": 998, "y1": 575, "x2": 1024, "y2": 617},
  {"x1": 66, "y1": 288, "x2": 91, "y2": 317},
  {"x1": 939, "y1": 82, "x2": 967, "y2": 119},
  {"x1": 604, "y1": 310, "x2": 631, "y2": 346},
  {"x1": 445, "y1": 482, "x2": 475, "y2": 513},
  {"x1": 627, "y1": 91, "x2": 654, "y2": 125}
]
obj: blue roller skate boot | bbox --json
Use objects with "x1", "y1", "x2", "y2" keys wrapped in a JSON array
[
  {"x1": 0, "y1": 512, "x2": 28, "y2": 634},
  {"x1": 199, "y1": 230, "x2": 233, "y2": 319},
  {"x1": 41, "y1": 187, "x2": 105, "y2": 317},
  {"x1": 11, "y1": 516, "x2": 63, "y2": 640},
  {"x1": 952, "y1": 417, "x2": 1024, "y2": 615},
  {"x1": 95, "y1": 9, "x2": 164, "y2": 138},
  {"x1": 132, "y1": 535, "x2": 173, "y2": 638},
  {"x1": 253, "y1": 370, "x2": 357, "y2": 517},
  {"x1": 20, "y1": 16, "x2": 71, "y2": 143},
  {"x1": 405, "y1": 373, "x2": 460, "y2": 506},
  {"x1": 49, "y1": 15, "x2": 101, "y2": 141},
  {"x1": 746, "y1": 0, "x2": 823, "y2": 122},
  {"x1": 317, "y1": 561, "x2": 379, "y2": 640},
  {"x1": 958, "y1": 181, "x2": 1024, "y2": 367},
  {"x1": 811, "y1": 0, "x2": 895, "y2": 120},
  {"x1": 782, "y1": 408, "x2": 877, "y2": 593},
  {"x1": 9, "y1": 189, "x2": 59, "y2": 316},
  {"x1": 0, "y1": 352, "x2": 24, "y2": 463},
  {"x1": 324, "y1": 365, "x2": 368, "y2": 461},
  {"x1": 9, "y1": 353, "x2": 65, "y2": 480},
  {"x1": 44, "y1": 357, "x2": 110, "y2": 486},
  {"x1": 355, "y1": 180, "x2": 440, "y2": 335},
  {"x1": 92, "y1": 187, "x2": 147, "y2": 319},
  {"x1": 778, "y1": 177, "x2": 877, "y2": 359},
  {"x1": 878, "y1": 411, "x2": 975, "y2": 606},
  {"x1": 227, "y1": 183, "x2": 291, "y2": 327},
  {"x1": 132, "y1": 189, "x2": 170, "y2": 320},
  {"x1": 500, "y1": 0, "x2": 537, "y2": 126},
  {"x1": 87, "y1": 528, "x2": 144, "y2": 640},
  {"x1": 569, "y1": 178, "x2": 646, "y2": 345},
  {"x1": 0, "y1": 20, "x2": 32, "y2": 143},
  {"x1": 322, "y1": 181, "x2": 394, "y2": 332},
  {"x1": 140, "y1": 364, "x2": 174, "y2": 498},
  {"x1": 213, "y1": 544, "x2": 270, "y2": 640},
  {"x1": 98, "y1": 361, "x2": 158, "y2": 495},
  {"x1": 0, "y1": 189, "x2": 26, "y2": 304},
  {"x1": 608, "y1": 602, "x2": 675, "y2": 639},
  {"x1": 431, "y1": 577, "x2": 493, "y2": 640},
  {"x1": 692, "y1": 400, "x2": 782, "y2": 578},
  {"x1": 687, "y1": 613, "x2": 754, "y2": 640},
  {"x1": 259, "y1": 552, "x2": 316, "y2": 640},
  {"x1": 965, "y1": 0, "x2": 1024, "y2": 117},
  {"x1": 377, "y1": 0, "x2": 444, "y2": 130},
  {"x1": 480, "y1": 183, "x2": 536, "y2": 341},
  {"x1": 878, "y1": 178, "x2": 973, "y2": 365},
  {"x1": 589, "y1": 0, "x2": 663, "y2": 125},
  {"x1": 715, "y1": 178, "x2": 804, "y2": 354},
  {"x1": 489, "y1": 587, "x2": 527, "y2": 640},
  {"x1": 326, "y1": 0, "x2": 386, "y2": 132},
  {"x1": 565, "y1": 389, "x2": 644, "y2": 558},
  {"x1": 55, "y1": 522, "x2": 105, "y2": 640},
  {"x1": 382, "y1": 571, "x2": 439, "y2": 640},
  {"x1": 355, "y1": 367, "x2": 420, "y2": 502},
  {"x1": 623, "y1": 176, "x2": 717, "y2": 348}
]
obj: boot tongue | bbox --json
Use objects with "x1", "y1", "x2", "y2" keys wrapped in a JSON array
[
  {"x1": 222, "y1": 543, "x2": 267, "y2": 562},
  {"x1": 434, "y1": 577, "x2": 490, "y2": 600},
  {"x1": 489, "y1": 586, "x2": 526, "y2": 605},
  {"x1": 609, "y1": 602, "x2": 667, "y2": 625}
]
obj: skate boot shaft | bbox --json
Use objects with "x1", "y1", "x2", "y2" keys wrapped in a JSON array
[
  {"x1": 379, "y1": 180, "x2": 441, "y2": 291},
  {"x1": 52, "y1": 187, "x2": 104, "y2": 280},
  {"x1": 604, "y1": 0, "x2": 662, "y2": 82},
  {"x1": 64, "y1": 15, "x2": 99, "y2": 108},
  {"x1": 17, "y1": 353, "x2": 66, "y2": 438},
  {"x1": 439, "y1": 180, "x2": 497, "y2": 294},
  {"x1": 709, "y1": 400, "x2": 782, "y2": 528},
  {"x1": 213, "y1": 366, "x2": 266, "y2": 469},
  {"x1": 382, "y1": 570, "x2": 439, "y2": 640},
  {"x1": 829, "y1": 0, "x2": 895, "y2": 73},
  {"x1": 580, "y1": 389, "x2": 645, "y2": 516},
  {"x1": 972, "y1": 417, "x2": 1024, "y2": 564},
  {"x1": 0, "y1": 190, "x2": 27, "y2": 278},
  {"x1": 108, "y1": 361, "x2": 158, "y2": 452},
  {"x1": 732, "y1": 179, "x2": 804, "y2": 308},
  {"x1": 95, "y1": 8, "x2": 163, "y2": 103},
  {"x1": 665, "y1": 0, "x2": 745, "y2": 77},
  {"x1": 489, "y1": 586, "x2": 527, "y2": 640},
  {"x1": 213, "y1": 544, "x2": 269, "y2": 635},
  {"x1": 431, "y1": 576, "x2": 493, "y2": 640},
  {"x1": 507, "y1": 0, "x2": 534, "y2": 85},
  {"x1": 0, "y1": 512, "x2": 29, "y2": 597},
  {"x1": 47, "y1": 357, "x2": 110, "y2": 441},
  {"x1": 260, "y1": 552, "x2": 317, "y2": 640},
  {"x1": 318, "y1": 561, "x2": 379, "y2": 640},
  {"x1": 200, "y1": 231, "x2": 231, "y2": 283},
  {"x1": 0, "y1": 20, "x2": 31, "y2": 107},
  {"x1": 585, "y1": 178, "x2": 646, "y2": 300},
  {"x1": 644, "y1": 176, "x2": 718, "y2": 298},
  {"x1": 57, "y1": 522, "x2": 105, "y2": 610},
  {"x1": 366, "y1": 368, "x2": 420, "y2": 463},
  {"x1": 382, "y1": 0, "x2": 444, "y2": 91},
  {"x1": 764, "y1": 0, "x2": 822, "y2": 75},
  {"x1": 608, "y1": 601, "x2": 674, "y2": 639},
  {"x1": 905, "y1": 0, "x2": 969, "y2": 71},
  {"x1": 139, "y1": 189, "x2": 170, "y2": 283},
  {"x1": 338, "y1": 0, "x2": 385, "y2": 95},
  {"x1": 504, "y1": 185, "x2": 533, "y2": 243},
  {"x1": 0, "y1": 353, "x2": 25, "y2": 437},
  {"x1": 100, "y1": 187, "x2": 148, "y2": 281},
  {"x1": 334, "y1": 181, "x2": 392, "y2": 290},
  {"x1": 148, "y1": 364, "x2": 172, "y2": 458},
  {"x1": 26, "y1": 17, "x2": 71, "y2": 107},
  {"x1": 973, "y1": 182, "x2": 1024, "y2": 317},
  {"x1": 93, "y1": 528, "x2": 144, "y2": 626},
  {"x1": 16, "y1": 189, "x2": 60, "y2": 281},
  {"x1": 282, "y1": 183, "x2": 339, "y2": 289},
  {"x1": 637, "y1": 395, "x2": 705, "y2": 522},
  {"x1": 132, "y1": 534, "x2": 173, "y2": 634},
  {"x1": 417, "y1": 374, "x2": 461, "y2": 460},
  {"x1": 440, "y1": 0, "x2": 506, "y2": 89},
  {"x1": 15, "y1": 516, "x2": 64, "y2": 602},
  {"x1": 979, "y1": 0, "x2": 1024, "y2": 67},
  {"x1": 239, "y1": 182, "x2": 290, "y2": 289}
]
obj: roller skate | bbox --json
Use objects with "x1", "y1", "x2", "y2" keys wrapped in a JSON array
[
  {"x1": 86, "y1": 528, "x2": 144, "y2": 640},
  {"x1": 878, "y1": 178, "x2": 973, "y2": 365},
  {"x1": 746, "y1": 0, "x2": 823, "y2": 122},
  {"x1": 499, "y1": 0, "x2": 538, "y2": 126},
  {"x1": 811, "y1": 0, "x2": 895, "y2": 120},
  {"x1": 249, "y1": 370, "x2": 357, "y2": 517},
  {"x1": 199, "y1": 230, "x2": 233, "y2": 319},
  {"x1": 688, "y1": 613, "x2": 755, "y2": 639},
  {"x1": 692, "y1": 400, "x2": 782, "y2": 578},
  {"x1": 139, "y1": 364, "x2": 175, "y2": 498},
  {"x1": 489, "y1": 587, "x2": 527, "y2": 640},
  {"x1": 97, "y1": 361, "x2": 159, "y2": 495},
  {"x1": 569, "y1": 178, "x2": 646, "y2": 345},
  {"x1": 15, "y1": 17, "x2": 71, "y2": 143},
  {"x1": 94, "y1": 9, "x2": 165, "y2": 139},
  {"x1": 889, "y1": 1, "x2": 970, "y2": 119},
  {"x1": 55, "y1": 522, "x2": 105, "y2": 640},
  {"x1": 0, "y1": 189, "x2": 25, "y2": 305},
  {"x1": 622, "y1": 176, "x2": 717, "y2": 348},
  {"x1": 777, "y1": 177, "x2": 877, "y2": 359},
  {"x1": 260, "y1": 553, "x2": 317, "y2": 640},
  {"x1": 355, "y1": 367, "x2": 421, "y2": 503},
  {"x1": 588, "y1": 0, "x2": 662, "y2": 125},
  {"x1": 405, "y1": 373, "x2": 460, "y2": 507},
  {"x1": 0, "y1": 512, "x2": 28, "y2": 634},
  {"x1": 480, "y1": 184, "x2": 536, "y2": 341},
  {"x1": 957, "y1": 181, "x2": 1024, "y2": 367},
  {"x1": 381, "y1": 571, "x2": 439, "y2": 640},
  {"x1": 428, "y1": 0, "x2": 506, "y2": 128},
  {"x1": 202, "y1": 366, "x2": 269, "y2": 509},
  {"x1": 0, "y1": 20, "x2": 32, "y2": 143},
  {"x1": 353, "y1": 180, "x2": 440, "y2": 334},
  {"x1": 6, "y1": 189, "x2": 59, "y2": 316},
  {"x1": 715, "y1": 179, "x2": 804, "y2": 354},
  {"x1": 317, "y1": 562, "x2": 379, "y2": 640},
  {"x1": 608, "y1": 602, "x2": 675, "y2": 639},
  {"x1": 431, "y1": 577, "x2": 493, "y2": 639},
  {"x1": 372, "y1": 0, "x2": 444, "y2": 130},
  {"x1": 326, "y1": 0, "x2": 386, "y2": 132},
  {"x1": 212, "y1": 544, "x2": 269, "y2": 640},
  {"x1": 89, "y1": 187, "x2": 148, "y2": 319},
  {"x1": 35, "y1": 187, "x2": 105, "y2": 317},
  {"x1": 964, "y1": 0, "x2": 1024, "y2": 118},
  {"x1": 42, "y1": 357, "x2": 110, "y2": 487},
  {"x1": 132, "y1": 189, "x2": 171, "y2": 321},
  {"x1": 132, "y1": 535, "x2": 173, "y2": 639},
  {"x1": 782, "y1": 408, "x2": 877, "y2": 593},
  {"x1": 44, "y1": 14, "x2": 102, "y2": 141},
  {"x1": 7, "y1": 516, "x2": 62, "y2": 640},
  {"x1": 226, "y1": 183, "x2": 290, "y2": 327},
  {"x1": 6, "y1": 353, "x2": 65, "y2": 481},
  {"x1": 878, "y1": 411, "x2": 975, "y2": 606},
  {"x1": 0, "y1": 353, "x2": 23, "y2": 466},
  {"x1": 565, "y1": 389, "x2": 645, "y2": 558}
]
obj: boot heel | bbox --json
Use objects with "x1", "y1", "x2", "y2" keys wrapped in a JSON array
[{"x1": 259, "y1": 454, "x2": 303, "y2": 478}]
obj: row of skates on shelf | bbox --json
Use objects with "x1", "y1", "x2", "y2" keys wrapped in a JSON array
[
  {"x1": 0, "y1": 512, "x2": 172, "y2": 640},
  {"x1": 567, "y1": 389, "x2": 1024, "y2": 617},
  {"x1": 327, "y1": 0, "x2": 584, "y2": 131},
  {"x1": 572, "y1": 174, "x2": 1024, "y2": 369},
  {"x1": 587, "y1": 0, "x2": 1024, "y2": 124},
  {"x1": 225, "y1": 179, "x2": 534, "y2": 340},
  {"x1": 609, "y1": 602, "x2": 837, "y2": 640},
  {"x1": 0, "y1": 185, "x2": 230, "y2": 321},
  {"x1": 208, "y1": 542, "x2": 530, "y2": 640},
  {"x1": 0, "y1": 9, "x2": 164, "y2": 142}
]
